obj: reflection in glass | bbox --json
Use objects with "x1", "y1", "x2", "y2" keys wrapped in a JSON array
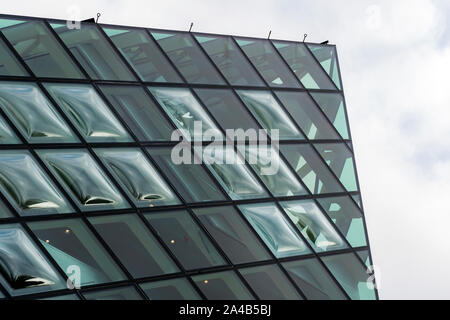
[
  {"x1": 0, "y1": 114, "x2": 20, "y2": 144},
  {"x1": 0, "y1": 82, "x2": 78, "y2": 143},
  {"x1": 237, "y1": 90, "x2": 303, "y2": 140},
  {"x1": 0, "y1": 151, "x2": 72, "y2": 216},
  {"x1": 203, "y1": 146, "x2": 268, "y2": 200},
  {"x1": 99, "y1": 85, "x2": 174, "y2": 141},
  {"x1": 95, "y1": 148, "x2": 180, "y2": 207},
  {"x1": 29, "y1": 218, "x2": 126, "y2": 287},
  {"x1": 45, "y1": 83, "x2": 132, "y2": 143},
  {"x1": 89, "y1": 214, "x2": 179, "y2": 278},
  {"x1": 282, "y1": 258, "x2": 347, "y2": 300},
  {"x1": 194, "y1": 206, "x2": 271, "y2": 264},
  {"x1": 236, "y1": 38, "x2": 301, "y2": 88},
  {"x1": 151, "y1": 32, "x2": 225, "y2": 85},
  {"x1": 317, "y1": 196, "x2": 367, "y2": 248},
  {"x1": 0, "y1": 19, "x2": 84, "y2": 78},
  {"x1": 0, "y1": 199, "x2": 13, "y2": 219},
  {"x1": 0, "y1": 37, "x2": 28, "y2": 76},
  {"x1": 193, "y1": 271, "x2": 254, "y2": 300},
  {"x1": 307, "y1": 44, "x2": 342, "y2": 90},
  {"x1": 149, "y1": 87, "x2": 223, "y2": 141},
  {"x1": 356, "y1": 250, "x2": 371, "y2": 268},
  {"x1": 0, "y1": 224, "x2": 65, "y2": 296},
  {"x1": 195, "y1": 35, "x2": 264, "y2": 86},
  {"x1": 239, "y1": 264, "x2": 302, "y2": 300},
  {"x1": 280, "y1": 144, "x2": 344, "y2": 194},
  {"x1": 83, "y1": 286, "x2": 142, "y2": 300},
  {"x1": 104, "y1": 28, "x2": 182, "y2": 82},
  {"x1": 146, "y1": 210, "x2": 226, "y2": 270},
  {"x1": 310, "y1": 92, "x2": 349, "y2": 139},
  {"x1": 140, "y1": 278, "x2": 200, "y2": 300},
  {"x1": 280, "y1": 200, "x2": 348, "y2": 252},
  {"x1": 37, "y1": 149, "x2": 129, "y2": 211},
  {"x1": 51, "y1": 23, "x2": 135, "y2": 81},
  {"x1": 238, "y1": 203, "x2": 310, "y2": 258}
]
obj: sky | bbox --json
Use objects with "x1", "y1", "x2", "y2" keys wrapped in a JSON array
[{"x1": 1, "y1": 0, "x2": 449, "y2": 299}]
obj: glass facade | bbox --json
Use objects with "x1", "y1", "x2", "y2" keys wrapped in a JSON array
[{"x1": 0, "y1": 13, "x2": 376, "y2": 300}]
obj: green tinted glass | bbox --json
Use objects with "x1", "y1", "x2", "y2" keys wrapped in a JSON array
[
  {"x1": 140, "y1": 278, "x2": 201, "y2": 300},
  {"x1": 83, "y1": 286, "x2": 142, "y2": 300},
  {"x1": 0, "y1": 114, "x2": 20, "y2": 144},
  {"x1": 0, "y1": 198, "x2": 13, "y2": 219},
  {"x1": 310, "y1": 92, "x2": 349, "y2": 139},
  {"x1": 356, "y1": 250, "x2": 372, "y2": 268},
  {"x1": 0, "y1": 37, "x2": 28, "y2": 76},
  {"x1": 307, "y1": 44, "x2": 342, "y2": 90},
  {"x1": 192, "y1": 271, "x2": 254, "y2": 300}
]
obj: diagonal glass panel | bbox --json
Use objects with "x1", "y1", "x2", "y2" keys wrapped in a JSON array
[
  {"x1": 193, "y1": 206, "x2": 271, "y2": 264},
  {"x1": 148, "y1": 87, "x2": 223, "y2": 141},
  {"x1": 356, "y1": 250, "x2": 371, "y2": 268},
  {"x1": 282, "y1": 258, "x2": 347, "y2": 300},
  {"x1": 83, "y1": 286, "x2": 142, "y2": 300},
  {"x1": 307, "y1": 44, "x2": 342, "y2": 90},
  {"x1": 314, "y1": 143, "x2": 358, "y2": 192},
  {"x1": 0, "y1": 150, "x2": 73, "y2": 216},
  {"x1": 28, "y1": 218, "x2": 126, "y2": 287},
  {"x1": 202, "y1": 145, "x2": 268, "y2": 200},
  {"x1": 0, "y1": 82, "x2": 78, "y2": 143},
  {"x1": 310, "y1": 92, "x2": 349, "y2": 139},
  {"x1": 89, "y1": 214, "x2": 179, "y2": 278},
  {"x1": 280, "y1": 200, "x2": 348, "y2": 252},
  {"x1": 147, "y1": 146, "x2": 226, "y2": 203},
  {"x1": 321, "y1": 253, "x2": 376, "y2": 300},
  {"x1": 0, "y1": 198, "x2": 13, "y2": 219},
  {"x1": 0, "y1": 114, "x2": 20, "y2": 144},
  {"x1": 99, "y1": 85, "x2": 174, "y2": 142},
  {"x1": 40, "y1": 293, "x2": 80, "y2": 300},
  {"x1": 273, "y1": 41, "x2": 336, "y2": 89},
  {"x1": 192, "y1": 271, "x2": 254, "y2": 300},
  {"x1": 0, "y1": 224, "x2": 65, "y2": 296},
  {"x1": 140, "y1": 278, "x2": 201, "y2": 300},
  {"x1": 0, "y1": 19, "x2": 84, "y2": 78},
  {"x1": 103, "y1": 27, "x2": 182, "y2": 83},
  {"x1": 51, "y1": 23, "x2": 135, "y2": 81},
  {"x1": 317, "y1": 196, "x2": 367, "y2": 248},
  {"x1": 44, "y1": 83, "x2": 133, "y2": 143},
  {"x1": 151, "y1": 32, "x2": 225, "y2": 85},
  {"x1": 239, "y1": 264, "x2": 302, "y2": 300},
  {"x1": 0, "y1": 37, "x2": 28, "y2": 76},
  {"x1": 352, "y1": 194, "x2": 362, "y2": 208},
  {"x1": 37, "y1": 149, "x2": 130, "y2": 212},
  {"x1": 195, "y1": 35, "x2": 264, "y2": 86},
  {"x1": 146, "y1": 210, "x2": 226, "y2": 270},
  {"x1": 237, "y1": 90, "x2": 304, "y2": 140},
  {"x1": 275, "y1": 91, "x2": 340, "y2": 140},
  {"x1": 238, "y1": 203, "x2": 310, "y2": 258},
  {"x1": 95, "y1": 148, "x2": 180, "y2": 207},
  {"x1": 244, "y1": 144, "x2": 307, "y2": 197},
  {"x1": 235, "y1": 38, "x2": 301, "y2": 88},
  {"x1": 280, "y1": 144, "x2": 344, "y2": 194}
]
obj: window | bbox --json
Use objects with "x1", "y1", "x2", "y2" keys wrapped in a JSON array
[
  {"x1": 0, "y1": 199, "x2": 13, "y2": 219},
  {"x1": 192, "y1": 271, "x2": 254, "y2": 300},
  {"x1": 82, "y1": 286, "x2": 142, "y2": 300},
  {"x1": 0, "y1": 37, "x2": 28, "y2": 76},
  {"x1": 307, "y1": 44, "x2": 342, "y2": 90},
  {"x1": 140, "y1": 278, "x2": 200, "y2": 300},
  {"x1": 0, "y1": 114, "x2": 20, "y2": 144},
  {"x1": 310, "y1": 92, "x2": 349, "y2": 139}
]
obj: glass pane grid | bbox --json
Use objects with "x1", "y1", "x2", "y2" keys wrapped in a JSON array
[{"x1": 0, "y1": 13, "x2": 376, "y2": 300}]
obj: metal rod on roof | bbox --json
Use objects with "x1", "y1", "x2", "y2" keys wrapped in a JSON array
[
  {"x1": 96, "y1": 12, "x2": 101, "y2": 23},
  {"x1": 267, "y1": 30, "x2": 272, "y2": 39},
  {"x1": 303, "y1": 33, "x2": 307, "y2": 42},
  {"x1": 189, "y1": 22, "x2": 194, "y2": 32}
]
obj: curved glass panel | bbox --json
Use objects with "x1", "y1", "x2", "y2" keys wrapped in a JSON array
[
  {"x1": 0, "y1": 37, "x2": 28, "y2": 76},
  {"x1": 95, "y1": 148, "x2": 180, "y2": 207},
  {"x1": 44, "y1": 83, "x2": 132, "y2": 143},
  {"x1": 0, "y1": 19, "x2": 84, "y2": 78},
  {"x1": 193, "y1": 206, "x2": 271, "y2": 264},
  {"x1": 307, "y1": 44, "x2": 342, "y2": 90},
  {"x1": 196, "y1": 35, "x2": 264, "y2": 86},
  {"x1": 0, "y1": 82, "x2": 78, "y2": 143},
  {"x1": 238, "y1": 203, "x2": 310, "y2": 258},
  {"x1": 0, "y1": 224, "x2": 65, "y2": 296},
  {"x1": 0, "y1": 150, "x2": 72, "y2": 216},
  {"x1": 37, "y1": 149, "x2": 130, "y2": 212},
  {"x1": 29, "y1": 218, "x2": 126, "y2": 287},
  {"x1": 237, "y1": 90, "x2": 303, "y2": 140},
  {"x1": 89, "y1": 214, "x2": 179, "y2": 279},
  {"x1": 83, "y1": 286, "x2": 142, "y2": 300},
  {"x1": 192, "y1": 271, "x2": 254, "y2": 300},
  {"x1": 203, "y1": 146, "x2": 268, "y2": 200},
  {"x1": 151, "y1": 31, "x2": 225, "y2": 85},
  {"x1": 280, "y1": 200, "x2": 348, "y2": 252},
  {"x1": 239, "y1": 264, "x2": 302, "y2": 300},
  {"x1": 310, "y1": 92, "x2": 349, "y2": 139},
  {"x1": 0, "y1": 199, "x2": 13, "y2": 219},
  {"x1": 140, "y1": 278, "x2": 201, "y2": 300},
  {"x1": 51, "y1": 23, "x2": 135, "y2": 81},
  {"x1": 104, "y1": 28, "x2": 182, "y2": 83},
  {"x1": 146, "y1": 210, "x2": 226, "y2": 270},
  {"x1": 148, "y1": 87, "x2": 223, "y2": 141},
  {"x1": 0, "y1": 114, "x2": 20, "y2": 144},
  {"x1": 282, "y1": 258, "x2": 347, "y2": 300},
  {"x1": 317, "y1": 196, "x2": 367, "y2": 248}
]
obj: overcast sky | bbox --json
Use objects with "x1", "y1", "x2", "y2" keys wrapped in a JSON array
[{"x1": 2, "y1": 0, "x2": 449, "y2": 299}]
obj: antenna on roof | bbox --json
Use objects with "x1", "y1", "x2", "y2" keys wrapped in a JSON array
[
  {"x1": 267, "y1": 30, "x2": 272, "y2": 39},
  {"x1": 320, "y1": 40, "x2": 329, "y2": 45},
  {"x1": 96, "y1": 13, "x2": 101, "y2": 23},
  {"x1": 303, "y1": 34, "x2": 308, "y2": 42},
  {"x1": 189, "y1": 22, "x2": 194, "y2": 32}
]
